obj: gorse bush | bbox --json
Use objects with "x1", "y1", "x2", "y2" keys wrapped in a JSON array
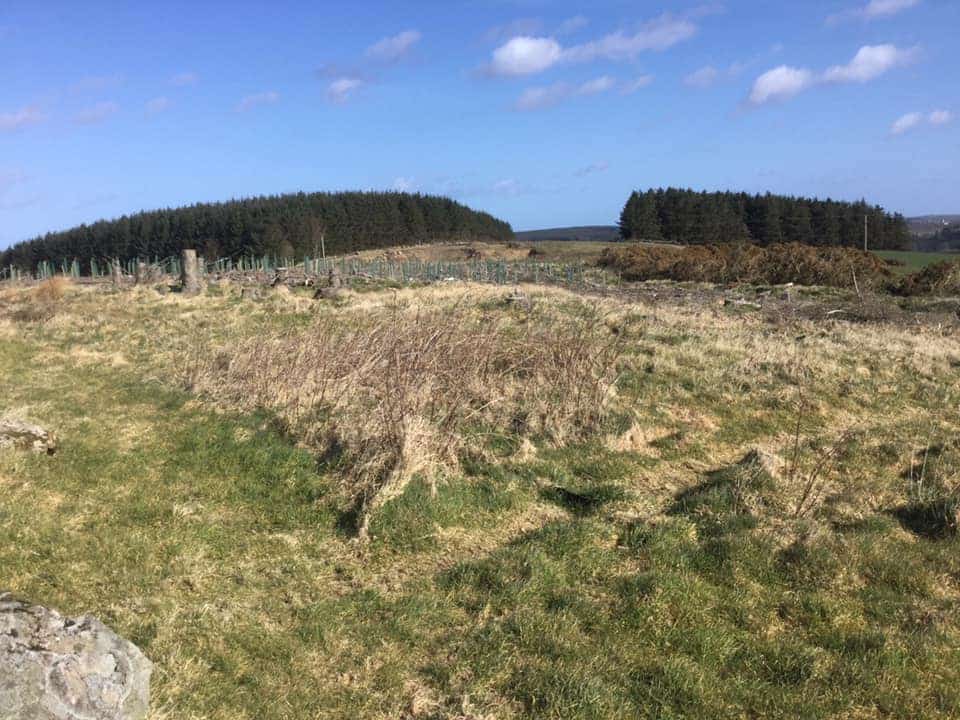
[
  {"x1": 187, "y1": 298, "x2": 626, "y2": 536},
  {"x1": 600, "y1": 242, "x2": 896, "y2": 290}
]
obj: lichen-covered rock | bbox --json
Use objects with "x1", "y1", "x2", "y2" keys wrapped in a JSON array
[
  {"x1": 0, "y1": 593, "x2": 152, "y2": 720},
  {"x1": 0, "y1": 419, "x2": 56, "y2": 455}
]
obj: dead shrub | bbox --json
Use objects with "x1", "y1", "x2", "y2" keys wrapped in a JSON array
[
  {"x1": 186, "y1": 301, "x2": 625, "y2": 537},
  {"x1": 4, "y1": 277, "x2": 71, "y2": 324},
  {"x1": 600, "y1": 242, "x2": 894, "y2": 290},
  {"x1": 896, "y1": 261, "x2": 960, "y2": 297},
  {"x1": 35, "y1": 276, "x2": 71, "y2": 304}
]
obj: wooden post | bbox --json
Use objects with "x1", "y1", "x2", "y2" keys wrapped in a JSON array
[{"x1": 181, "y1": 249, "x2": 200, "y2": 295}]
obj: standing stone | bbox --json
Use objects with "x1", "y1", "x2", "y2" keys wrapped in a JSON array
[
  {"x1": 180, "y1": 249, "x2": 200, "y2": 295},
  {"x1": 111, "y1": 261, "x2": 123, "y2": 288},
  {"x1": 328, "y1": 266, "x2": 342, "y2": 289},
  {"x1": 134, "y1": 262, "x2": 147, "y2": 286},
  {"x1": 0, "y1": 593, "x2": 152, "y2": 720}
]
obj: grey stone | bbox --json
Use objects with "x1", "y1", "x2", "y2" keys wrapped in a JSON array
[
  {"x1": 0, "y1": 594, "x2": 152, "y2": 720},
  {"x1": 0, "y1": 419, "x2": 56, "y2": 455}
]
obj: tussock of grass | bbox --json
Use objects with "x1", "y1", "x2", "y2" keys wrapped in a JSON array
[{"x1": 186, "y1": 299, "x2": 626, "y2": 537}]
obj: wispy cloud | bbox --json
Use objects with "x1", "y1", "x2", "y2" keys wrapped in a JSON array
[
  {"x1": 622, "y1": 75, "x2": 655, "y2": 94},
  {"x1": 891, "y1": 112, "x2": 923, "y2": 135},
  {"x1": 483, "y1": 18, "x2": 543, "y2": 45},
  {"x1": 828, "y1": 0, "x2": 921, "y2": 25},
  {"x1": 0, "y1": 106, "x2": 46, "y2": 133},
  {"x1": 365, "y1": 30, "x2": 421, "y2": 62},
  {"x1": 170, "y1": 71, "x2": 199, "y2": 87},
  {"x1": 145, "y1": 97, "x2": 171, "y2": 115},
  {"x1": 486, "y1": 12, "x2": 698, "y2": 77},
  {"x1": 891, "y1": 109, "x2": 954, "y2": 135},
  {"x1": 70, "y1": 74, "x2": 123, "y2": 94},
  {"x1": 327, "y1": 77, "x2": 363, "y2": 104},
  {"x1": 749, "y1": 44, "x2": 916, "y2": 105},
  {"x1": 684, "y1": 65, "x2": 719, "y2": 88},
  {"x1": 392, "y1": 177, "x2": 417, "y2": 192},
  {"x1": 574, "y1": 161, "x2": 609, "y2": 177},
  {"x1": 515, "y1": 75, "x2": 616, "y2": 111},
  {"x1": 75, "y1": 101, "x2": 119, "y2": 125},
  {"x1": 492, "y1": 178, "x2": 522, "y2": 196},
  {"x1": 929, "y1": 109, "x2": 953, "y2": 126},
  {"x1": 557, "y1": 16, "x2": 589, "y2": 35},
  {"x1": 236, "y1": 91, "x2": 279, "y2": 112}
]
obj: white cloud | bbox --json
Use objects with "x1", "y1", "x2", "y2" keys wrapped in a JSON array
[
  {"x1": 489, "y1": 36, "x2": 563, "y2": 76},
  {"x1": 145, "y1": 97, "x2": 171, "y2": 114},
  {"x1": 823, "y1": 44, "x2": 916, "y2": 83},
  {"x1": 515, "y1": 82, "x2": 570, "y2": 110},
  {"x1": 829, "y1": 0, "x2": 920, "y2": 23},
  {"x1": 75, "y1": 101, "x2": 119, "y2": 125},
  {"x1": 563, "y1": 14, "x2": 697, "y2": 63},
  {"x1": 327, "y1": 77, "x2": 363, "y2": 104},
  {"x1": 622, "y1": 75, "x2": 655, "y2": 94},
  {"x1": 0, "y1": 106, "x2": 45, "y2": 132},
  {"x1": 578, "y1": 75, "x2": 615, "y2": 95},
  {"x1": 749, "y1": 66, "x2": 815, "y2": 104},
  {"x1": 557, "y1": 16, "x2": 589, "y2": 35},
  {"x1": 236, "y1": 91, "x2": 279, "y2": 112},
  {"x1": 749, "y1": 44, "x2": 916, "y2": 105},
  {"x1": 574, "y1": 161, "x2": 609, "y2": 177},
  {"x1": 392, "y1": 177, "x2": 416, "y2": 192},
  {"x1": 863, "y1": 0, "x2": 921, "y2": 17},
  {"x1": 514, "y1": 76, "x2": 616, "y2": 111},
  {"x1": 171, "y1": 71, "x2": 199, "y2": 87},
  {"x1": 928, "y1": 109, "x2": 953, "y2": 126},
  {"x1": 890, "y1": 109, "x2": 952, "y2": 135},
  {"x1": 365, "y1": 30, "x2": 421, "y2": 62},
  {"x1": 684, "y1": 65, "x2": 719, "y2": 88},
  {"x1": 487, "y1": 12, "x2": 697, "y2": 77},
  {"x1": 891, "y1": 112, "x2": 923, "y2": 135}
]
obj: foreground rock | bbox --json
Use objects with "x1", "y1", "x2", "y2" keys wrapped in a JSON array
[
  {"x1": 0, "y1": 419, "x2": 56, "y2": 454},
  {"x1": 0, "y1": 594, "x2": 152, "y2": 720}
]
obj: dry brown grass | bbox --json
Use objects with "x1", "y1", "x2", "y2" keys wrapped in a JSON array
[{"x1": 186, "y1": 298, "x2": 626, "y2": 536}]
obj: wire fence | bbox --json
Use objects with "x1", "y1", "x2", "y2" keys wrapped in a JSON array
[{"x1": 3, "y1": 253, "x2": 610, "y2": 291}]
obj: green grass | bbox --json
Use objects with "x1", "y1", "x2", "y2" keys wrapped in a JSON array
[
  {"x1": 874, "y1": 250, "x2": 958, "y2": 275},
  {"x1": 1, "y1": 283, "x2": 959, "y2": 718}
]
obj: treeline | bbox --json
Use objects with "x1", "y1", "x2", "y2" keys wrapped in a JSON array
[
  {"x1": 619, "y1": 188, "x2": 911, "y2": 250},
  {"x1": 0, "y1": 191, "x2": 514, "y2": 272},
  {"x1": 916, "y1": 224, "x2": 960, "y2": 252}
]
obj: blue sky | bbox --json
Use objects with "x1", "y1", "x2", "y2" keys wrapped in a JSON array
[{"x1": 0, "y1": 0, "x2": 957, "y2": 247}]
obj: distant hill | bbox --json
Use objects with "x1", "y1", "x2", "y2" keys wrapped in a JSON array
[
  {"x1": 914, "y1": 222, "x2": 960, "y2": 252},
  {"x1": 515, "y1": 226, "x2": 620, "y2": 243},
  {"x1": 907, "y1": 215, "x2": 960, "y2": 237}
]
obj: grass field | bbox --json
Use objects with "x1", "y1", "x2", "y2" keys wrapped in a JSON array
[
  {"x1": 1, "y1": 280, "x2": 959, "y2": 719},
  {"x1": 874, "y1": 250, "x2": 958, "y2": 274}
]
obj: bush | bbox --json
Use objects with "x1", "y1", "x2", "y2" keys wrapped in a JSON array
[
  {"x1": 599, "y1": 242, "x2": 895, "y2": 290},
  {"x1": 186, "y1": 300, "x2": 626, "y2": 536}
]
